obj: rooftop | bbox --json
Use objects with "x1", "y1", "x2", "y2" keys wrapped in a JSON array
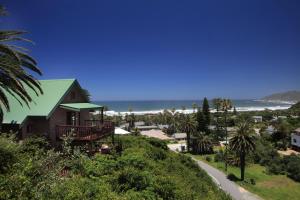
[{"x1": 2, "y1": 79, "x2": 76, "y2": 125}]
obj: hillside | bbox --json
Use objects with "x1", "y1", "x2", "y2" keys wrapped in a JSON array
[
  {"x1": 0, "y1": 135, "x2": 230, "y2": 200},
  {"x1": 261, "y1": 91, "x2": 300, "y2": 102}
]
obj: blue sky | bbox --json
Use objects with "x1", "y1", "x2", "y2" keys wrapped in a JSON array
[{"x1": 2, "y1": 0, "x2": 300, "y2": 100}]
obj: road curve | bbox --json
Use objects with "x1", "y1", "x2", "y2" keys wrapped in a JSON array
[{"x1": 191, "y1": 157, "x2": 262, "y2": 200}]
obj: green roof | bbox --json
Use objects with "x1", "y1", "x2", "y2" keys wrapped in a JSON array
[
  {"x1": 60, "y1": 103, "x2": 103, "y2": 112},
  {"x1": 2, "y1": 79, "x2": 77, "y2": 125}
]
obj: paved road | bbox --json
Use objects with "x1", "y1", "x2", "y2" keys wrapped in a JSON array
[{"x1": 191, "y1": 157, "x2": 262, "y2": 200}]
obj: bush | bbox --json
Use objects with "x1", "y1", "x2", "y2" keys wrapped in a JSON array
[
  {"x1": 147, "y1": 147, "x2": 167, "y2": 160},
  {"x1": 146, "y1": 137, "x2": 168, "y2": 150},
  {"x1": 227, "y1": 173, "x2": 239, "y2": 181},
  {"x1": 266, "y1": 158, "x2": 284, "y2": 175},
  {"x1": 0, "y1": 135, "x2": 230, "y2": 199},
  {"x1": 284, "y1": 155, "x2": 300, "y2": 182},
  {"x1": 113, "y1": 167, "x2": 152, "y2": 192},
  {"x1": 205, "y1": 156, "x2": 211, "y2": 162},
  {"x1": 214, "y1": 150, "x2": 224, "y2": 162}
]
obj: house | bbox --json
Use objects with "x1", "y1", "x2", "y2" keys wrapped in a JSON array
[
  {"x1": 134, "y1": 121, "x2": 145, "y2": 126},
  {"x1": 172, "y1": 133, "x2": 187, "y2": 141},
  {"x1": 158, "y1": 124, "x2": 169, "y2": 130},
  {"x1": 1, "y1": 79, "x2": 114, "y2": 145},
  {"x1": 141, "y1": 129, "x2": 172, "y2": 140},
  {"x1": 115, "y1": 127, "x2": 130, "y2": 135},
  {"x1": 291, "y1": 128, "x2": 300, "y2": 150},
  {"x1": 265, "y1": 125, "x2": 275, "y2": 135},
  {"x1": 136, "y1": 125, "x2": 158, "y2": 131},
  {"x1": 252, "y1": 116, "x2": 263, "y2": 123}
]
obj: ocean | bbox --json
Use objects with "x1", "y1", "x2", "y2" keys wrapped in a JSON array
[{"x1": 93, "y1": 100, "x2": 293, "y2": 116}]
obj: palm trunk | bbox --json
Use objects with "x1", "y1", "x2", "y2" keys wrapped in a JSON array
[
  {"x1": 240, "y1": 151, "x2": 245, "y2": 181},
  {"x1": 187, "y1": 132, "x2": 190, "y2": 152}
]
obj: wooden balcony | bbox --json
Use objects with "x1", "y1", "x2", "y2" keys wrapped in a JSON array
[{"x1": 56, "y1": 121, "x2": 114, "y2": 141}]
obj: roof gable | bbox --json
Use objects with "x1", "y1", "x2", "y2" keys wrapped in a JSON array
[{"x1": 2, "y1": 79, "x2": 76, "y2": 125}]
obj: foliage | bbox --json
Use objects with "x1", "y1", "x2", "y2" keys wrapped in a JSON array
[
  {"x1": 192, "y1": 134, "x2": 213, "y2": 154},
  {"x1": 0, "y1": 5, "x2": 42, "y2": 122},
  {"x1": 0, "y1": 135, "x2": 230, "y2": 199},
  {"x1": 229, "y1": 118, "x2": 256, "y2": 180}
]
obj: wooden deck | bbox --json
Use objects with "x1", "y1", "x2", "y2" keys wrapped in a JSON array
[{"x1": 56, "y1": 121, "x2": 114, "y2": 141}]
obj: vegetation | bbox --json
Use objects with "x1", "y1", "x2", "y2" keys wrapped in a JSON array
[
  {"x1": 0, "y1": 5, "x2": 42, "y2": 124},
  {"x1": 0, "y1": 134, "x2": 230, "y2": 199},
  {"x1": 229, "y1": 118, "x2": 256, "y2": 180},
  {"x1": 262, "y1": 90, "x2": 300, "y2": 102},
  {"x1": 194, "y1": 154, "x2": 300, "y2": 200}
]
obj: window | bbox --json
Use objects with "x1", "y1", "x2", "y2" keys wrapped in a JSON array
[
  {"x1": 27, "y1": 124, "x2": 33, "y2": 133},
  {"x1": 70, "y1": 91, "x2": 76, "y2": 100},
  {"x1": 293, "y1": 139, "x2": 297, "y2": 143}
]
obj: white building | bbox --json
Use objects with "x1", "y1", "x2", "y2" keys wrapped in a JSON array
[
  {"x1": 172, "y1": 133, "x2": 187, "y2": 140},
  {"x1": 252, "y1": 116, "x2": 263, "y2": 123},
  {"x1": 291, "y1": 128, "x2": 300, "y2": 149}
]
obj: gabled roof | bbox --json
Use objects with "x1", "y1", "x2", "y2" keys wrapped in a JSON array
[
  {"x1": 2, "y1": 79, "x2": 77, "y2": 125},
  {"x1": 60, "y1": 103, "x2": 103, "y2": 112}
]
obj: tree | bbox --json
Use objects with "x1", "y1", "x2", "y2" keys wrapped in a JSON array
[
  {"x1": 196, "y1": 109, "x2": 206, "y2": 133},
  {"x1": 192, "y1": 134, "x2": 213, "y2": 154},
  {"x1": 179, "y1": 114, "x2": 197, "y2": 152},
  {"x1": 220, "y1": 99, "x2": 232, "y2": 173},
  {"x1": 0, "y1": 5, "x2": 43, "y2": 126},
  {"x1": 81, "y1": 89, "x2": 91, "y2": 102},
  {"x1": 229, "y1": 118, "x2": 255, "y2": 181},
  {"x1": 233, "y1": 107, "x2": 237, "y2": 115},
  {"x1": 202, "y1": 97, "x2": 210, "y2": 128}
]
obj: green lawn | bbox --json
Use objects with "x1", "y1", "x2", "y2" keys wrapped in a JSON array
[{"x1": 191, "y1": 154, "x2": 300, "y2": 200}]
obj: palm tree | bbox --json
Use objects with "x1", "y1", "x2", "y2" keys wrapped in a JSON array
[
  {"x1": 193, "y1": 134, "x2": 213, "y2": 154},
  {"x1": 179, "y1": 114, "x2": 197, "y2": 152},
  {"x1": 230, "y1": 118, "x2": 255, "y2": 181},
  {"x1": 0, "y1": 5, "x2": 42, "y2": 126}
]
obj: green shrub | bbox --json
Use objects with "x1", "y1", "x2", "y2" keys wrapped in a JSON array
[
  {"x1": 146, "y1": 147, "x2": 167, "y2": 160},
  {"x1": 205, "y1": 156, "x2": 211, "y2": 162},
  {"x1": 214, "y1": 150, "x2": 224, "y2": 162},
  {"x1": 113, "y1": 167, "x2": 152, "y2": 192},
  {"x1": 0, "y1": 135, "x2": 230, "y2": 199},
  {"x1": 284, "y1": 155, "x2": 300, "y2": 182},
  {"x1": 227, "y1": 173, "x2": 239, "y2": 181},
  {"x1": 153, "y1": 176, "x2": 176, "y2": 200}
]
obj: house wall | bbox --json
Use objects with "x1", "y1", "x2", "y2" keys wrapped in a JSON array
[
  {"x1": 21, "y1": 116, "x2": 49, "y2": 139},
  {"x1": 47, "y1": 83, "x2": 90, "y2": 144},
  {"x1": 291, "y1": 133, "x2": 300, "y2": 148}
]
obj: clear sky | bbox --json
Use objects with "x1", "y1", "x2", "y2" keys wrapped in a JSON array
[{"x1": 2, "y1": 0, "x2": 300, "y2": 100}]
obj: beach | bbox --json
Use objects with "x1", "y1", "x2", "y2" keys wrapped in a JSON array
[{"x1": 93, "y1": 99, "x2": 293, "y2": 116}]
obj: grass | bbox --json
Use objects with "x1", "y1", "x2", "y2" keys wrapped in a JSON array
[{"x1": 191, "y1": 154, "x2": 300, "y2": 200}]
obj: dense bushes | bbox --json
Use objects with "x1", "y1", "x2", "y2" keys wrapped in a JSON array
[
  {"x1": 253, "y1": 138, "x2": 300, "y2": 181},
  {"x1": 0, "y1": 135, "x2": 230, "y2": 200}
]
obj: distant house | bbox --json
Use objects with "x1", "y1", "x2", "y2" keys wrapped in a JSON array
[
  {"x1": 136, "y1": 125, "x2": 158, "y2": 131},
  {"x1": 158, "y1": 124, "x2": 169, "y2": 130},
  {"x1": 252, "y1": 116, "x2": 263, "y2": 123},
  {"x1": 115, "y1": 127, "x2": 130, "y2": 135},
  {"x1": 266, "y1": 126, "x2": 275, "y2": 135},
  {"x1": 291, "y1": 128, "x2": 300, "y2": 150},
  {"x1": 272, "y1": 116, "x2": 287, "y2": 121},
  {"x1": 1, "y1": 79, "x2": 114, "y2": 145},
  {"x1": 134, "y1": 121, "x2": 145, "y2": 126},
  {"x1": 141, "y1": 129, "x2": 172, "y2": 140},
  {"x1": 172, "y1": 133, "x2": 187, "y2": 141}
]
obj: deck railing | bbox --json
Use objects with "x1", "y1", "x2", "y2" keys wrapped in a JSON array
[{"x1": 56, "y1": 120, "x2": 114, "y2": 141}]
